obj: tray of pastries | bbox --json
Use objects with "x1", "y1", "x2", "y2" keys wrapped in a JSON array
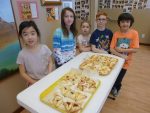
[
  {"x1": 79, "y1": 55, "x2": 118, "y2": 76},
  {"x1": 40, "y1": 69, "x2": 100, "y2": 113}
]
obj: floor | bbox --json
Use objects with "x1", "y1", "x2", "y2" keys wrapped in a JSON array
[
  {"x1": 20, "y1": 45, "x2": 150, "y2": 113},
  {"x1": 101, "y1": 45, "x2": 150, "y2": 113}
]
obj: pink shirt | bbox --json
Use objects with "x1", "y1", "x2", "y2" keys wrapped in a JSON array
[{"x1": 16, "y1": 45, "x2": 52, "y2": 79}]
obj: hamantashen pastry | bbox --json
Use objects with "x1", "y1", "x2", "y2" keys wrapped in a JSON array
[
  {"x1": 60, "y1": 86, "x2": 71, "y2": 97},
  {"x1": 62, "y1": 76, "x2": 77, "y2": 85},
  {"x1": 61, "y1": 87, "x2": 87, "y2": 101},
  {"x1": 109, "y1": 62, "x2": 116, "y2": 69},
  {"x1": 64, "y1": 102, "x2": 81, "y2": 113},
  {"x1": 77, "y1": 76, "x2": 97, "y2": 93},
  {"x1": 109, "y1": 59, "x2": 118, "y2": 68},
  {"x1": 67, "y1": 91, "x2": 76, "y2": 100},
  {"x1": 80, "y1": 55, "x2": 118, "y2": 76},
  {"x1": 63, "y1": 73, "x2": 76, "y2": 81},
  {"x1": 79, "y1": 62, "x2": 88, "y2": 70},
  {"x1": 88, "y1": 80, "x2": 96, "y2": 88},
  {"x1": 51, "y1": 94, "x2": 63, "y2": 108},
  {"x1": 77, "y1": 83, "x2": 85, "y2": 91},
  {"x1": 75, "y1": 92, "x2": 87, "y2": 101},
  {"x1": 99, "y1": 66, "x2": 111, "y2": 75},
  {"x1": 62, "y1": 71, "x2": 82, "y2": 85}
]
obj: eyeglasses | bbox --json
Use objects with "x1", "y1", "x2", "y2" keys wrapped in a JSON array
[{"x1": 97, "y1": 18, "x2": 106, "y2": 21}]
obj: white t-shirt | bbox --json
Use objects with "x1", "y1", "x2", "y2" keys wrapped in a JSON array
[
  {"x1": 16, "y1": 44, "x2": 52, "y2": 79},
  {"x1": 77, "y1": 34, "x2": 91, "y2": 46}
]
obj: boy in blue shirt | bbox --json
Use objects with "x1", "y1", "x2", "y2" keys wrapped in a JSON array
[{"x1": 90, "y1": 12, "x2": 113, "y2": 54}]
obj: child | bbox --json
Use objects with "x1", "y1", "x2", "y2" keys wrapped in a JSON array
[
  {"x1": 90, "y1": 11, "x2": 113, "y2": 54},
  {"x1": 53, "y1": 7, "x2": 77, "y2": 68},
  {"x1": 77, "y1": 20, "x2": 91, "y2": 52},
  {"x1": 16, "y1": 20, "x2": 53, "y2": 85},
  {"x1": 110, "y1": 13, "x2": 139, "y2": 97}
]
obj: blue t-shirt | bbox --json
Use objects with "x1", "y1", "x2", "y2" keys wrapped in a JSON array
[{"x1": 90, "y1": 28, "x2": 113, "y2": 52}]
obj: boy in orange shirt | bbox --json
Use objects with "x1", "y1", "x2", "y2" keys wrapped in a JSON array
[{"x1": 110, "y1": 13, "x2": 139, "y2": 97}]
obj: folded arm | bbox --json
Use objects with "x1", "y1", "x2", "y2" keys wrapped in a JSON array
[
  {"x1": 110, "y1": 48, "x2": 128, "y2": 60},
  {"x1": 91, "y1": 45, "x2": 108, "y2": 54},
  {"x1": 115, "y1": 47, "x2": 138, "y2": 53},
  {"x1": 78, "y1": 44, "x2": 91, "y2": 52}
]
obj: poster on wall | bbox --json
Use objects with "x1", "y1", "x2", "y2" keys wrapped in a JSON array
[
  {"x1": 75, "y1": 0, "x2": 81, "y2": 19},
  {"x1": 17, "y1": 1, "x2": 38, "y2": 20},
  {"x1": 0, "y1": 0, "x2": 20, "y2": 79},
  {"x1": 17, "y1": 1, "x2": 32, "y2": 20},
  {"x1": 80, "y1": 0, "x2": 90, "y2": 20},
  {"x1": 123, "y1": 3, "x2": 133, "y2": 13},
  {"x1": 46, "y1": 7, "x2": 59, "y2": 22}
]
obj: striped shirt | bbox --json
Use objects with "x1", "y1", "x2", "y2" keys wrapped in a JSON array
[{"x1": 53, "y1": 28, "x2": 76, "y2": 65}]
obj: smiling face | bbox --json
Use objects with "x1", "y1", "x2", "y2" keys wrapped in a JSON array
[
  {"x1": 81, "y1": 22, "x2": 90, "y2": 36},
  {"x1": 119, "y1": 20, "x2": 131, "y2": 32},
  {"x1": 21, "y1": 26, "x2": 39, "y2": 48},
  {"x1": 64, "y1": 10, "x2": 74, "y2": 28}
]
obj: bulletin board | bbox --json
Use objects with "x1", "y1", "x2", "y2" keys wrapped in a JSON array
[
  {"x1": 75, "y1": 0, "x2": 90, "y2": 20},
  {"x1": 98, "y1": 0, "x2": 148, "y2": 13}
]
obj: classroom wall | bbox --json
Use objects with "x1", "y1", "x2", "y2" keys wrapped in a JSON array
[
  {"x1": 101, "y1": 9, "x2": 150, "y2": 44},
  {"x1": 91, "y1": 0, "x2": 150, "y2": 44},
  {"x1": 11, "y1": 0, "x2": 61, "y2": 49}
]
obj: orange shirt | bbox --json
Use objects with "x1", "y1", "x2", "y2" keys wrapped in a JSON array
[{"x1": 110, "y1": 29, "x2": 139, "y2": 69}]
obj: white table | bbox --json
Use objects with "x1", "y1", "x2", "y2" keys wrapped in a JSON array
[{"x1": 17, "y1": 52, "x2": 125, "y2": 113}]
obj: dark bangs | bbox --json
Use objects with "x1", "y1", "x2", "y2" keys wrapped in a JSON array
[{"x1": 117, "y1": 13, "x2": 134, "y2": 27}]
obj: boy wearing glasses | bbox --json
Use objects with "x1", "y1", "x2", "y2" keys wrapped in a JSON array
[{"x1": 90, "y1": 12, "x2": 113, "y2": 54}]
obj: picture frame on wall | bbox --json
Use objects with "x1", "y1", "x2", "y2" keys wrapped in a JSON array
[
  {"x1": 17, "y1": 1, "x2": 32, "y2": 20},
  {"x1": 46, "y1": 6, "x2": 59, "y2": 22},
  {"x1": 0, "y1": 0, "x2": 20, "y2": 79},
  {"x1": 17, "y1": 1, "x2": 38, "y2": 20},
  {"x1": 41, "y1": 0, "x2": 62, "y2": 5}
]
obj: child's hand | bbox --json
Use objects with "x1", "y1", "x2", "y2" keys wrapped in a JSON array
[
  {"x1": 102, "y1": 50, "x2": 108, "y2": 54},
  {"x1": 115, "y1": 47, "x2": 123, "y2": 52}
]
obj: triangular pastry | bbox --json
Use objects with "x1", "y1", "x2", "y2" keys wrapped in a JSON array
[
  {"x1": 64, "y1": 102, "x2": 72, "y2": 111},
  {"x1": 70, "y1": 103, "x2": 81, "y2": 113},
  {"x1": 75, "y1": 92, "x2": 87, "y2": 101},
  {"x1": 52, "y1": 95, "x2": 63, "y2": 107}
]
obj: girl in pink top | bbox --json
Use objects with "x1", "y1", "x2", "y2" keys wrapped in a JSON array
[{"x1": 17, "y1": 20, "x2": 53, "y2": 85}]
